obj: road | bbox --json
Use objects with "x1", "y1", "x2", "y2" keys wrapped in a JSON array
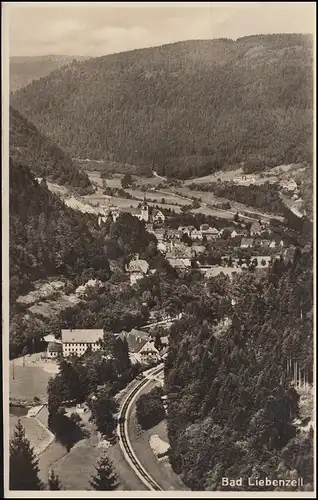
[
  {"x1": 117, "y1": 364, "x2": 164, "y2": 491},
  {"x1": 153, "y1": 171, "x2": 167, "y2": 181}
]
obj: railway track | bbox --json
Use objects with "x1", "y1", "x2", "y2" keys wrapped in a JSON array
[{"x1": 117, "y1": 365, "x2": 164, "y2": 491}]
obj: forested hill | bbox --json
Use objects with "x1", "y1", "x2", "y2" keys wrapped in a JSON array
[
  {"x1": 10, "y1": 106, "x2": 93, "y2": 193},
  {"x1": 11, "y1": 34, "x2": 313, "y2": 179},
  {"x1": 10, "y1": 55, "x2": 90, "y2": 91},
  {"x1": 9, "y1": 159, "x2": 110, "y2": 301},
  {"x1": 165, "y1": 250, "x2": 313, "y2": 490}
]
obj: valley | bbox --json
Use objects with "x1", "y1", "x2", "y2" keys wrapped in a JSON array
[{"x1": 7, "y1": 22, "x2": 314, "y2": 495}]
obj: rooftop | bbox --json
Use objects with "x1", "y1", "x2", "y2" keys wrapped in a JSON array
[
  {"x1": 167, "y1": 258, "x2": 192, "y2": 268},
  {"x1": 119, "y1": 330, "x2": 150, "y2": 353},
  {"x1": 241, "y1": 237, "x2": 255, "y2": 246},
  {"x1": 127, "y1": 259, "x2": 149, "y2": 274},
  {"x1": 61, "y1": 329, "x2": 104, "y2": 344}
]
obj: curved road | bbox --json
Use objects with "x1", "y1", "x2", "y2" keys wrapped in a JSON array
[{"x1": 117, "y1": 364, "x2": 164, "y2": 491}]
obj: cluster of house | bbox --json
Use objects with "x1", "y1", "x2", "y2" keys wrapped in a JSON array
[
  {"x1": 42, "y1": 327, "x2": 168, "y2": 364},
  {"x1": 279, "y1": 178, "x2": 299, "y2": 196},
  {"x1": 232, "y1": 174, "x2": 299, "y2": 197},
  {"x1": 98, "y1": 200, "x2": 166, "y2": 227}
]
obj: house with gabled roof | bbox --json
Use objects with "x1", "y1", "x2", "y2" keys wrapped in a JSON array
[
  {"x1": 151, "y1": 208, "x2": 165, "y2": 224},
  {"x1": 250, "y1": 221, "x2": 263, "y2": 236},
  {"x1": 126, "y1": 255, "x2": 149, "y2": 285},
  {"x1": 116, "y1": 329, "x2": 160, "y2": 365},
  {"x1": 240, "y1": 237, "x2": 255, "y2": 248},
  {"x1": 200, "y1": 225, "x2": 220, "y2": 240}
]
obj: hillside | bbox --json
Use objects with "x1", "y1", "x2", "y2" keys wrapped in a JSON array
[
  {"x1": 165, "y1": 250, "x2": 313, "y2": 490},
  {"x1": 10, "y1": 106, "x2": 93, "y2": 193},
  {"x1": 11, "y1": 35, "x2": 313, "y2": 179},
  {"x1": 10, "y1": 55, "x2": 89, "y2": 91},
  {"x1": 9, "y1": 158, "x2": 109, "y2": 304}
]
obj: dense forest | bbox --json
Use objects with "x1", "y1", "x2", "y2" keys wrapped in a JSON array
[
  {"x1": 10, "y1": 107, "x2": 93, "y2": 193},
  {"x1": 9, "y1": 159, "x2": 109, "y2": 301},
  {"x1": 188, "y1": 181, "x2": 286, "y2": 215},
  {"x1": 10, "y1": 55, "x2": 90, "y2": 92},
  {"x1": 11, "y1": 35, "x2": 313, "y2": 179},
  {"x1": 165, "y1": 249, "x2": 313, "y2": 491}
]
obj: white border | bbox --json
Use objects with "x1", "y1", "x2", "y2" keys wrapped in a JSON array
[{"x1": 2, "y1": 2, "x2": 316, "y2": 498}]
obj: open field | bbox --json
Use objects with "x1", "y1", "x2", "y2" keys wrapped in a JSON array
[
  {"x1": 48, "y1": 171, "x2": 283, "y2": 221},
  {"x1": 52, "y1": 423, "x2": 102, "y2": 490},
  {"x1": 126, "y1": 188, "x2": 189, "y2": 206},
  {"x1": 87, "y1": 172, "x2": 186, "y2": 206},
  {"x1": 39, "y1": 409, "x2": 133, "y2": 490},
  {"x1": 88, "y1": 171, "x2": 163, "y2": 189},
  {"x1": 10, "y1": 354, "x2": 59, "y2": 402},
  {"x1": 184, "y1": 163, "x2": 306, "y2": 186},
  {"x1": 10, "y1": 414, "x2": 52, "y2": 455},
  {"x1": 184, "y1": 167, "x2": 244, "y2": 185}
]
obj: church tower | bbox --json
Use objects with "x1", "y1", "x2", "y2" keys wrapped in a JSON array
[{"x1": 141, "y1": 197, "x2": 149, "y2": 222}]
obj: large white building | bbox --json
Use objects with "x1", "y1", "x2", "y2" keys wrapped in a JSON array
[{"x1": 61, "y1": 329, "x2": 104, "y2": 357}]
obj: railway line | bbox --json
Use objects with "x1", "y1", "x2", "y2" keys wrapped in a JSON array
[{"x1": 117, "y1": 365, "x2": 164, "y2": 491}]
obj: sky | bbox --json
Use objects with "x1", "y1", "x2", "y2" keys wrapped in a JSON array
[{"x1": 5, "y1": 2, "x2": 316, "y2": 57}]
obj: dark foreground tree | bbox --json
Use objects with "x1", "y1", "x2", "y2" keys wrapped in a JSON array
[
  {"x1": 48, "y1": 469, "x2": 63, "y2": 490},
  {"x1": 89, "y1": 452, "x2": 118, "y2": 491},
  {"x1": 10, "y1": 420, "x2": 44, "y2": 490}
]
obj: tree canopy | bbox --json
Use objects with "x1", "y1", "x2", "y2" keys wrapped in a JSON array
[
  {"x1": 11, "y1": 35, "x2": 313, "y2": 179},
  {"x1": 10, "y1": 420, "x2": 44, "y2": 490}
]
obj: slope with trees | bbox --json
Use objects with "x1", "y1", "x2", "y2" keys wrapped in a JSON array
[
  {"x1": 9, "y1": 159, "x2": 111, "y2": 357},
  {"x1": 10, "y1": 107, "x2": 93, "y2": 193},
  {"x1": 165, "y1": 249, "x2": 313, "y2": 491},
  {"x1": 9, "y1": 159, "x2": 110, "y2": 300},
  {"x1": 11, "y1": 35, "x2": 313, "y2": 179}
]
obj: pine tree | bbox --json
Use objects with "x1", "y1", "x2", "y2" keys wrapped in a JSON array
[
  {"x1": 89, "y1": 452, "x2": 118, "y2": 491},
  {"x1": 48, "y1": 469, "x2": 63, "y2": 490},
  {"x1": 9, "y1": 420, "x2": 44, "y2": 490}
]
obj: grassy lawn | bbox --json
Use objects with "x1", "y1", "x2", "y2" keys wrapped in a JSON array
[
  {"x1": 10, "y1": 415, "x2": 51, "y2": 454},
  {"x1": 10, "y1": 355, "x2": 58, "y2": 402}
]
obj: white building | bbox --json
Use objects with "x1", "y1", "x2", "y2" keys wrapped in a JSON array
[
  {"x1": 61, "y1": 329, "x2": 104, "y2": 357},
  {"x1": 42, "y1": 334, "x2": 63, "y2": 358},
  {"x1": 136, "y1": 201, "x2": 149, "y2": 222},
  {"x1": 126, "y1": 256, "x2": 149, "y2": 285},
  {"x1": 151, "y1": 209, "x2": 165, "y2": 224},
  {"x1": 279, "y1": 178, "x2": 298, "y2": 193},
  {"x1": 200, "y1": 224, "x2": 220, "y2": 240},
  {"x1": 167, "y1": 258, "x2": 192, "y2": 269}
]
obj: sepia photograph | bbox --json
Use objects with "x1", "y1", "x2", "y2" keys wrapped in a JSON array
[{"x1": 2, "y1": 1, "x2": 316, "y2": 497}]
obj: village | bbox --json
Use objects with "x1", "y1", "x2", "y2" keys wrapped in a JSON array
[
  {"x1": 97, "y1": 197, "x2": 295, "y2": 282},
  {"x1": 29, "y1": 192, "x2": 300, "y2": 364}
]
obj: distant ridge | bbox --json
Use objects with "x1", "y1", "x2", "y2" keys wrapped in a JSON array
[
  {"x1": 10, "y1": 54, "x2": 90, "y2": 91},
  {"x1": 11, "y1": 34, "x2": 313, "y2": 179}
]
